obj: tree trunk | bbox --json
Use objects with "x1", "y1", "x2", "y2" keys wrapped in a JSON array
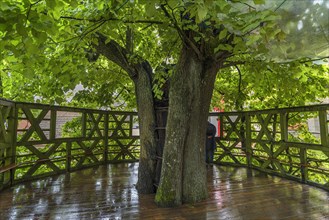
[
  {"x1": 133, "y1": 62, "x2": 158, "y2": 194},
  {"x1": 155, "y1": 46, "x2": 219, "y2": 206},
  {"x1": 94, "y1": 36, "x2": 158, "y2": 194}
]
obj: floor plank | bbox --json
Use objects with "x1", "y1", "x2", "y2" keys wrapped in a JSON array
[{"x1": 0, "y1": 163, "x2": 328, "y2": 220}]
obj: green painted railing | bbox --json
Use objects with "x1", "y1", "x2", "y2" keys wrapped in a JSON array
[
  {"x1": 1, "y1": 98, "x2": 328, "y2": 191},
  {"x1": 211, "y1": 105, "x2": 329, "y2": 191},
  {"x1": 0, "y1": 99, "x2": 140, "y2": 190}
]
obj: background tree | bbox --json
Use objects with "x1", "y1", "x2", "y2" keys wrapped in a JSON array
[{"x1": 213, "y1": 60, "x2": 329, "y2": 111}]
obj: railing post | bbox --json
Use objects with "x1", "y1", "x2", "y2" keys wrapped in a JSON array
[
  {"x1": 50, "y1": 109, "x2": 57, "y2": 140},
  {"x1": 82, "y1": 111, "x2": 87, "y2": 138},
  {"x1": 319, "y1": 109, "x2": 329, "y2": 167},
  {"x1": 300, "y1": 148, "x2": 308, "y2": 183},
  {"x1": 319, "y1": 110, "x2": 329, "y2": 147},
  {"x1": 66, "y1": 142, "x2": 71, "y2": 172},
  {"x1": 240, "y1": 114, "x2": 246, "y2": 151},
  {"x1": 245, "y1": 113, "x2": 252, "y2": 168},
  {"x1": 280, "y1": 112, "x2": 288, "y2": 142},
  {"x1": 3, "y1": 102, "x2": 17, "y2": 188},
  {"x1": 10, "y1": 103, "x2": 18, "y2": 186},
  {"x1": 104, "y1": 113, "x2": 109, "y2": 164},
  {"x1": 0, "y1": 101, "x2": 17, "y2": 189},
  {"x1": 219, "y1": 114, "x2": 224, "y2": 138}
]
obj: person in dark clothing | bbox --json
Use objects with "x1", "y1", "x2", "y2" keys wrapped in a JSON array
[{"x1": 206, "y1": 121, "x2": 217, "y2": 164}]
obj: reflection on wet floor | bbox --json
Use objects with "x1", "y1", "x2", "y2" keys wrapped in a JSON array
[{"x1": 0, "y1": 163, "x2": 328, "y2": 219}]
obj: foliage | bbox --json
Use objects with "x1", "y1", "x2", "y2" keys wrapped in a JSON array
[
  {"x1": 0, "y1": 0, "x2": 329, "y2": 205},
  {"x1": 61, "y1": 116, "x2": 82, "y2": 138},
  {"x1": 0, "y1": 0, "x2": 328, "y2": 111},
  {"x1": 213, "y1": 60, "x2": 329, "y2": 111}
]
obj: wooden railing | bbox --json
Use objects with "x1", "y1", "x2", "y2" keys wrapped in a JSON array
[
  {"x1": 1, "y1": 98, "x2": 328, "y2": 191},
  {"x1": 211, "y1": 104, "x2": 329, "y2": 191},
  {"x1": 0, "y1": 99, "x2": 140, "y2": 190}
]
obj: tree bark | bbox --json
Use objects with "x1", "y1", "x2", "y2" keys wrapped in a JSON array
[
  {"x1": 134, "y1": 62, "x2": 158, "y2": 193},
  {"x1": 94, "y1": 35, "x2": 158, "y2": 193},
  {"x1": 155, "y1": 45, "x2": 219, "y2": 206},
  {"x1": 95, "y1": 32, "x2": 221, "y2": 202}
]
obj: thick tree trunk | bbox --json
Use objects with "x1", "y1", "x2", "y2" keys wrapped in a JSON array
[
  {"x1": 155, "y1": 46, "x2": 219, "y2": 206},
  {"x1": 94, "y1": 36, "x2": 158, "y2": 193},
  {"x1": 95, "y1": 33, "x2": 220, "y2": 202},
  {"x1": 133, "y1": 62, "x2": 158, "y2": 194}
]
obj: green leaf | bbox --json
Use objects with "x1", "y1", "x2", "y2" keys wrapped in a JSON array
[
  {"x1": 253, "y1": 0, "x2": 265, "y2": 5},
  {"x1": 145, "y1": 3, "x2": 157, "y2": 17},
  {"x1": 46, "y1": 0, "x2": 57, "y2": 9},
  {"x1": 16, "y1": 22, "x2": 27, "y2": 37},
  {"x1": 218, "y1": 29, "x2": 227, "y2": 41},
  {"x1": 32, "y1": 29, "x2": 48, "y2": 43},
  {"x1": 193, "y1": 36, "x2": 201, "y2": 42},
  {"x1": 197, "y1": 6, "x2": 207, "y2": 23},
  {"x1": 276, "y1": 31, "x2": 286, "y2": 41},
  {"x1": 214, "y1": 44, "x2": 233, "y2": 53},
  {"x1": 167, "y1": 0, "x2": 179, "y2": 8}
]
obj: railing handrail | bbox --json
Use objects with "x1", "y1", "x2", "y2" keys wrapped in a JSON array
[
  {"x1": 0, "y1": 98, "x2": 138, "y2": 114},
  {"x1": 209, "y1": 103, "x2": 329, "y2": 115},
  {"x1": 3, "y1": 97, "x2": 329, "y2": 116},
  {"x1": 0, "y1": 98, "x2": 329, "y2": 115}
]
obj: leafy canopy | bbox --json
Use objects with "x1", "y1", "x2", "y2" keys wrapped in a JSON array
[{"x1": 0, "y1": 0, "x2": 328, "y2": 110}]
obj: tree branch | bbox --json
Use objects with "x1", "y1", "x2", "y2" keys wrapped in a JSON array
[
  {"x1": 278, "y1": 56, "x2": 329, "y2": 64},
  {"x1": 235, "y1": 65, "x2": 242, "y2": 98},
  {"x1": 60, "y1": 16, "x2": 164, "y2": 25},
  {"x1": 27, "y1": 0, "x2": 43, "y2": 20},
  {"x1": 221, "y1": 61, "x2": 246, "y2": 68},
  {"x1": 93, "y1": 32, "x2": 134, "y2": 77},
  {"x1": 215, "y1": 50, "x2": 232, "y2": 63},
  {"x1": 240, "y1": 0, "x2": 287, "y2": 37},
  {"x1": 222, "y1": 55, "x2": 329, "y2": 68},
  {"x1": 126, "y1": 26, "x2": 133, "y2": 55},
  {"x1": 49, "y1": 20, "x2": 107, "y2": 44},
  {"x1": 232, "y1": 1, "x2": 256, "y2": 10},
  {"x1": 160, "y1": 3, "x2": 202, "y2": 59},
  {"x1": 274, "y1": 0, "x2": 287, "y2": 12}
]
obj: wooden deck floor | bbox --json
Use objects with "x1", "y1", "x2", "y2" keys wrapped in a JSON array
[{"x1": 0, "y1": 163, "x2": 328, "y2": 220}]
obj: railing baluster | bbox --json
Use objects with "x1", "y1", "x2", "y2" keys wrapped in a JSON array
[
  {"x1": 10, "y1": 103, "x2": 18, "y2": 186},
  {"x1": 300, "y1": 148, "x2": 308, "y2": 183},
  {"x1": 50, "y1": 109, "x2": 56, "y2": 140},
  {"x1": 104, "y1": 113, "x2": 109, "y2": 164},
  {"x1": 82, "y1": 111, "x2": 86, "y2": 138},
  {"x1": 66, "y1": 142, "x2": 71, "y2": 172},
  {"x1": 280, "y1": 112, "x2": 288, "y2": 142},
  {"x1": 245, "y1": 113, "x2": 252, "y2": 168},
  {"x1": 219, "y1": 114, "x2": 224, "y2": 138}
]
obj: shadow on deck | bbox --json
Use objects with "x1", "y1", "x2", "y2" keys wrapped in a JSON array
[{"x1": 0, "y1": 163, "x2": 328, "y2": 220}]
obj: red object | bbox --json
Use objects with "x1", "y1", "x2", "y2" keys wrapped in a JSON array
[
  {"x1": 213, "y1": 99, "x2": 225, "y2": 137},
  {"x1": 213, "y1": 107, "x2": 224, "y2": 137}
]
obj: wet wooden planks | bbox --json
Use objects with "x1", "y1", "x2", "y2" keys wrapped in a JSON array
[{"x1": 0, "y1": 163, "x2": 328, "y2": 220}]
